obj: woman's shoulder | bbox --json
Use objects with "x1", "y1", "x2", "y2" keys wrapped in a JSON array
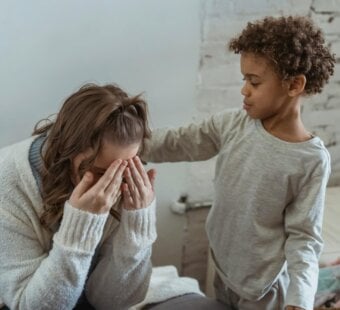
[
  {"x1": 0, "y1": 136, "x2": 36, "y2": 163},
  {"x1": 0, "y1": 137, "x2": 42, "y2": 213},
  {"x1": 0, "y1": 137, "x2": 35, "y2": 179}
]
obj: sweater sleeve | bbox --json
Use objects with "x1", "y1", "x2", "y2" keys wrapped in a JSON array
[
  {"x1": 0, "y1": 201, "x2": 107, "y2": 310},
  {"x1": 142, "y1": 110, "x2": 243, "y2": 163},
  {"x1": 284, "y1": 172, "x2": 329, "y2": 310},
  {"x1": 85, "y1": 199, "x2": 157, "y2": 310}
]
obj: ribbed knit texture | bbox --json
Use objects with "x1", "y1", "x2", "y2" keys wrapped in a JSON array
[
  {"x1": 28, "y1": 134, "x2": 45, "y2": 191},
  {"x1": 54, "y1": 202, "x2": 108, "y2": 253}
]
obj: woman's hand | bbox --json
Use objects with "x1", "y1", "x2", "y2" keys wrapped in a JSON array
[
  {"x1": 69, "y1": 159, "x2": 127, "y2": 214},
  {"x1": 122, "y1": 156, "x2": 156, "y2": 210}
]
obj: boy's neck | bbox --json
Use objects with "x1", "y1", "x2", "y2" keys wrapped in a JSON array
[{"x1": 261, "y1": 99, "x2": 313, "y2": 143}]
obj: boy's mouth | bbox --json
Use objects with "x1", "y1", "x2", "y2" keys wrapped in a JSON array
[{"x1": 243, "y1": 102, "x2": 252, "y2": 110}]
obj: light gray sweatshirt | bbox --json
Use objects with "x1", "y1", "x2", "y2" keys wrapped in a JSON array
[
  {"x1": 0, "y1": 136, "x2": 157, "y2": 310},
  {"x1": 142, "y1": 109, "x2": 330, "y2": 310}
]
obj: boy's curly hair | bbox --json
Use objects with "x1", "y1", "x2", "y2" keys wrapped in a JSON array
[{"x1": 229, "y1": 16, "x2": 335, "y2": 94}]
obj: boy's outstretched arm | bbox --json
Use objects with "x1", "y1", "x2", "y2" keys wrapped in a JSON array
[{"x1": 142, "y1": 109, "x2": 243, "y2": 163}]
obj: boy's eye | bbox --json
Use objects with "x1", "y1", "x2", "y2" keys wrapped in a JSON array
[
  {"x1": 242, "y1": 77, "x2": 260, "y2": 86},
  {"x1": 248, "y1": 79, "x2": 260, "y2": 87}
]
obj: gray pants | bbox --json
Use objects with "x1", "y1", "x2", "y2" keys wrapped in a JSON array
[
  {"x1": 214, "y1": 268, "x2": 289, "y2": 310},
  {"x1": 142, "y1": 293, "x2": 228, "y2": 310}
]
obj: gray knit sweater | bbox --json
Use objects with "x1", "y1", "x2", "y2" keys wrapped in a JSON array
[
  {"x1": 142, "y1": 109, "x2": 330, "y2": 310},
  {"x1": 0, "y1": 136, "x2": 157, "y2": 310}
]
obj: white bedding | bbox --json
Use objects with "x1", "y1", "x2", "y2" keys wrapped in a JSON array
[{"x1": 130, "y1": 265, "x2": 203, "y2": 309}]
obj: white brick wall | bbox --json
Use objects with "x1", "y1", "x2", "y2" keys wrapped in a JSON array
[
  {"x1": 188, "y1": 0, "x2": 340, "y2": 201},
  {"x1": 312, "y1": 0, "x2": 340, "y2": 13}
]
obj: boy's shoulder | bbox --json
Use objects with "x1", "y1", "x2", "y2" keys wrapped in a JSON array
[
  {"x1": 210, "y1": 109, "x2": 256, "y2": 140},
  {"x1": 308, "y1": 137, "x2": 331, "y2": 173},
  {"x1": 211, "y1": 108, "x2": 250, "y2": 129}
]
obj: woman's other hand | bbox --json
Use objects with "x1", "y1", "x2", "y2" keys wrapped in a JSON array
[{"x1": 122, "y1": 156, "x2": 156, "y2": 210}]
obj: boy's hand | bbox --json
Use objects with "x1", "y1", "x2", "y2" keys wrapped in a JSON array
[
  {"x1": 122, "y1": 156, "x2": 156, "y2": 210},
  {"x1": 70, "y1": 159, "x2": 127, "y2": 214}
]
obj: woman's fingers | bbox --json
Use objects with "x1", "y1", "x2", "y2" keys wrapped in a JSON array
[
  {"x1": 147, "y1": 169, "x2": 156, "y2": 189},
  {"x1": 71, "y1": 171, "x2": 94, "y2": 201},
  {"x1": 128, "y1": 158, "x2": 145, "y2": 194},
  {"x1": 105, "y1": 160, "x2": 127, "y2": 197},
  {"x1": 122, "y1": 158, "x2": 156, "y2": 209},
  {"x1": 133, "y1": 156, "x2": 150, "y2": 187},
  {"x1": 122, "y1": 182, "x2": 134, "y2": 209},
  {"x1": 124, "y1": 167, "x2": 138, "y2": 201},
  {"x1": 91, "y1": 160, "x2": 122, "y2": 193}
]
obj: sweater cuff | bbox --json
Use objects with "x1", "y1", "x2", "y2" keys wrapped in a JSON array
[
  {"x1": 120, "y1": 199, "x2": 157, "y2": 246},
  {"x1": 53, "y1": 201, "x2": 109, "y2": 253}
]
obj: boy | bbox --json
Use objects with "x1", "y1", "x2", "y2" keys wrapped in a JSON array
[{"x1": 142, "y1": 16, "x2": 335, "y2": 310}]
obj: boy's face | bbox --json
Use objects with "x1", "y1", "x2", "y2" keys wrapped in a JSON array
[{"x1": 240, "y1": 52, "x2": 290, "y2": 120}]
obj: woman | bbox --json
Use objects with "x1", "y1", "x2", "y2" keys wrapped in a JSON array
[{"x1": 0, "y1": 83, "x2": 157, "y2": 309}]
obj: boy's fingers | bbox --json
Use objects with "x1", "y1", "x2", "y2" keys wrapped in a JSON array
[{"x1": 72, "y1": 172, "x2": 94, "y2": 199}]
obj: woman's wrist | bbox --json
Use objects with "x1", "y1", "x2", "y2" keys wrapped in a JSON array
[{"x1": 54, "y1": 201, "x2": 108, "y2": 253}]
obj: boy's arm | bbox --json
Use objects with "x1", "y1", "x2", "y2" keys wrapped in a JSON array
[
  {"x1": 142, "y1": 109, "x2": 242, "y2": 163},
  {"x1": 284, "y1": 171, "x2": 329, "y2": 310}
]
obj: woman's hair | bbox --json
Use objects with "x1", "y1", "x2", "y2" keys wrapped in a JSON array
[
  {"x1": 33, "y1": 83, "x2": 151, "y2": 228},
  {"x1": 228, "y1": 16, "x2": 335, "y2": 94}
]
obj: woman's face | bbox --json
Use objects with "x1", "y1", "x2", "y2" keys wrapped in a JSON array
[{"x1": 72, "y1": 139, "x2": 141, "y2": 185}]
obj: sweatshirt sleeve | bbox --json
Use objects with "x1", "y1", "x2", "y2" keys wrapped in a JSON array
[
  {"x1": 142, "y1": 110, "x2": 243, "y2": 163},
  {"x1": 284, "y1": 171, "x2": 330, "y2": 310},
  {"x1": 85, "y1": 199, "x2": 157, "y2": 310},
  {"x1": 0, "y1": 201, "x2": 108, "y2": 310}
]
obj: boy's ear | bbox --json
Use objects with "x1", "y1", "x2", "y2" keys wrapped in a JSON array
[{"x1": 287, "y1": 75, "x2": 306, "y2": 96}]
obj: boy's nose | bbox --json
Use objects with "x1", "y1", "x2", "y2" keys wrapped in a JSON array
[{"x1": 241, "y1": 83, "x2": 250, "y2": 97}]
